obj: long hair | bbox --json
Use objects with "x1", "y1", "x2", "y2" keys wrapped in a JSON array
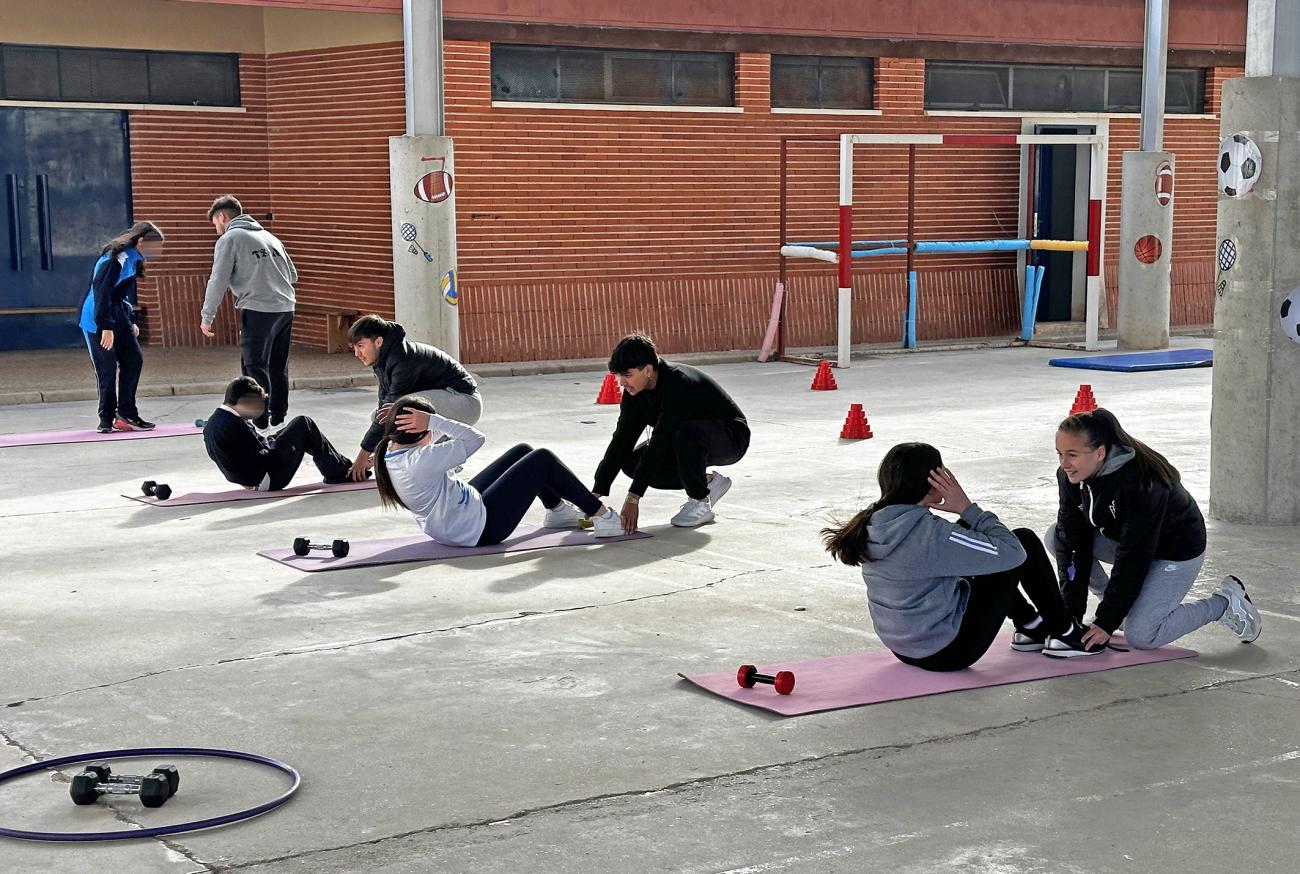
[
  {"x1": 821, "y1": 442, "x2": 944, "y2": 567},
  {"x1": 374, "y1": 395, "x2": 437, "y2": 511},
  {"x1": 1058, "y1": 408, "x2": 1179, "y2": 489},
  {"x1": 102, "y1": 221, "x2": 164, "y2": 276}
]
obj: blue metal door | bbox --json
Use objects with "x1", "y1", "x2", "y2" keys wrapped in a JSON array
[{"x1": 0, "y1": 108, "x2": 131, "y2": 350}]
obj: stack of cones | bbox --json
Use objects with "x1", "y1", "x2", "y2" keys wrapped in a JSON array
[
  {"x1": 595, "y1": 373, "x2": 622, "y2": 405},
  {"x1": 1069, "y1": 384, "x2": 1098, "y2": 416},
  {"x1": 810, "y1": 361, "x2": 838, "y2": 391},
  {"x1": 840, "y1": 403, "x2": 873, "y2": 440}
]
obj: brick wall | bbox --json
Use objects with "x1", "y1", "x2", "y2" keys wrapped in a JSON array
[{"x1": 126, "y1": 41, "x2": 1239, "y2": 360}]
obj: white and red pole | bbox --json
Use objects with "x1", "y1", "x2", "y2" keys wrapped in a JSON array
[{"x1": 837, "y1": 134, "x2": 854, "y2": 368}]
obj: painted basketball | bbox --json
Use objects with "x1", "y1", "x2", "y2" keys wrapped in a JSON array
[
  {"x1": 414, "y1": 170, "x2": 453, "y2": 204},
  {"x1": 1134, "y1": 235, "x2": 1162, "y2": 265},
  {"x1": 1155, "y1": 161, "x2": 1174, "y2": 207}
]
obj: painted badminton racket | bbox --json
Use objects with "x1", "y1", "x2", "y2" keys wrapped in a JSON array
[{"x1": 399, "y1": 223, "x2": 434, "y2": 262}]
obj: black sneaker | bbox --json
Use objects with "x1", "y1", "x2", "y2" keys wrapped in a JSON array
[
  {"x1": 1011, "y1": 624, "x2": 1050, "y2": 652},
  {"x1": 1042, "y1": 623, "x2": 1106, "y2": 658},
  {"x1": 114, "y1": 416, "x2": 155, "y2": 431},
  {"x1": 96, "y1": 422, "x2": 115, "y2": 434}
]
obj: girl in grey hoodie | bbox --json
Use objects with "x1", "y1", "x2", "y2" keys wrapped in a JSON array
[{"x1": 823, "y1": 443, "x2": 1077, "y2": 672}]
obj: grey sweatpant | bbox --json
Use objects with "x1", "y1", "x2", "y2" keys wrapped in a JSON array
[
  {"x1": 1045, "y1": 524, "x2": 1226, "y2": 649},
  {"x1": 429, "y1": 388, "x2": 483, "y2": 427}
]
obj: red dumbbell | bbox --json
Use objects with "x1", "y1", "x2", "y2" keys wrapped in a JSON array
[{"x1": 736, "y1": 664, "x2": 795, "y2": 695}]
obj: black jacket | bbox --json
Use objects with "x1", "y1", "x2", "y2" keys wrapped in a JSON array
[
  {"x1": 593, "y1": 359, "x2": 748, "y2": 497},
  {"x1": 1057, "y1": 445, "x2": 1206, "y2": 632},
  {"x1": 203, "y1": 407, "x2": 271, "y2": 488},
  {"x1": 360, "y1": 322, "x2": 477, "y2": 451}
]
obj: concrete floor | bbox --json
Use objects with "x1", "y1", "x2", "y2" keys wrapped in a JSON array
[{"x1": 1, "y1": 345, "x2": 1296, "y2": 873}]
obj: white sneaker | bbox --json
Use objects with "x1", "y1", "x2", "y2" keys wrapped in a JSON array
[
  {"x1": 543, "y1": 501, "x2": 588, "y2": 529},
  {"x1": 591, "y1": 507, "x2": 624, "y2": 538},
  {"x1": 1215, "y1": 575, "x2": 1262, "y2": 643},
  {"x1": 706, "y1": 472, "x2": 732, "y2": 507},
  {"x1": 671, "y1": 498, "x2": 714, "y2": 528}
]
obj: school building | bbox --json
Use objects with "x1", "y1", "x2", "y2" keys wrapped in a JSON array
[{"x1": 0, "y1": 0, "x2": 1245, "y2": 361}]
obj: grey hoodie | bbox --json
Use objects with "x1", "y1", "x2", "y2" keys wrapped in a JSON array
[
  {"x1": 201, "y1": 215, "x2": 297, "y2": 324},
  {"x1": 862, "y1": 503, "x2": 1027, "y2": 658}
]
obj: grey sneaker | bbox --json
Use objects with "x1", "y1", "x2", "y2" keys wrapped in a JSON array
[
  {"x1": 706, "y1": 472, "x2": 732, "y2": 507},
  {"x1": 671, "y1": 498, "x2": 714, "y2": 528},
  {"x1": 1215, "y1": 575, "x2": 1262, "y2": 643}
]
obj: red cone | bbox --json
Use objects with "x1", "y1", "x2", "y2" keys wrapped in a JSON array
[
  {"x1": 1069, "y1": 384, "x2": 1098, "y2": 416},
  {"x1": 840, "y1": 403, "x2": 873, "y2": 440},
  {"x1": 596, "y1": 373, "x2": 622, "y2": 405},
  {"x1": 811, "y1": 361, "x2": 838, "y2": 391}
]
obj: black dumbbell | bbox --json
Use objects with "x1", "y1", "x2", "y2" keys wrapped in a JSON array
[
  {"x1": 737, "y1": 664, "x2": 796, "y2": 695},
  {"x1": 293, "y1": 536, "x2": 350, "y2": 558},
  {"x1": 70, "y1": 763, "x2": 179, "y2": 808},
  {"x1": 141, "y1": 480, "x2": 172, "y2": 501}
]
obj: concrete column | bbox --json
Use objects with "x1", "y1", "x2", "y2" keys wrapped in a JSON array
[
  {"x1": 1209, "y1": 75, "x2": 1300, "y2": 524},
  {"x1": 390, "y1": 0, "x2": 459, "y2": 355},
  {"x1": 390, "y1": 137, "x2": 459, "y2": 356},
  {"x1": 1115, "y1": 150, "x2": 1175, "y2": 350}
]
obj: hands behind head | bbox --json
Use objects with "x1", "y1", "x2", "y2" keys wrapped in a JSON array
[
  {"x1": 395, "y1": 409, "x2": 431, "y2": 435},
  {"x1": 921, "y1": 466, "x2": 972, "y2": 516}
]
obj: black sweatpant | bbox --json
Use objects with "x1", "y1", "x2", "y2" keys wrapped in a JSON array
[
  {"x1": 621, "y1": 419, "x2": 749, "y2": 500},
  {"x1": 84, "y1": 328, "x2": 142, "y2": 424},
  {"x1": 265, "y1": 416, "x2": 351, "y2": 490},
  {"x1": 472, "y1": 443, "x2": 603, "y2": 546},
  {"x1": 894, "y1": 528, "x2": 1074, "y2": 672},
  {"x1": 240, "y1": 309, "x2": 294, "y2": 427}
]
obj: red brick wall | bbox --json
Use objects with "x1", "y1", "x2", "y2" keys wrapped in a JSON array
[{"x1": 125, "y1": 41, "x2": 1239, "y2": 360}]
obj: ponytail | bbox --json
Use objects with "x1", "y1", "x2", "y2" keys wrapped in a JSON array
[
  {"x1": 372, "y1": 394, "x2": 437, "y2": 512},
  {"x1": 821, "y1": 442, "x2": 944, "y2": 567},
  {"x1": 1058, "y1": 408, "x2": 1180, "y2": 489}
]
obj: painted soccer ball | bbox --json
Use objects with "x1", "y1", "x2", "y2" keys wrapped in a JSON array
[
  {"x1": 1218, "y1": 134, "x2": 1261, "y2": 198},
  {"x1": 1281, "y1": 289, "x2": 1300, "y2": 345}
]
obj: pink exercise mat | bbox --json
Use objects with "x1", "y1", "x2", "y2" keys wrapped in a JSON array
[
  {"x1": 0, "y1": 423, "x2": 202, "y2": 448},
  {"x1": 681, "y1": 634, "x2": 1196, "y2": 716},
  {"x1": 126, "y1": 479, "x2": 376, "y2": 507},
  {"x1": 258, "y1": 524, "x2": 652, "y2": 572}
]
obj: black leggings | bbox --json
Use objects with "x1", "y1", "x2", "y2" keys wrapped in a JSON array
[
  {"x1": 894, "y1": 528, "x2": 1074, "y2": 672},
  {"x1": 622, "y1": 419, "x2": 750, "y2": 500},
  {"x1": 265, "y1": 416, "x2": 352, "y2": 490},
  {"x1": 85, "y1": 327, "x2": 142, "y2": 424},
  {"x1": 472, "y1": 444, "x2": 603, "y2": 546}
]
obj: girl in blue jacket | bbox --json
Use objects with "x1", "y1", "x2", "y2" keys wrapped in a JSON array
[{"x1": 78, "y1": 221, "x2": 165, "y2": 432}]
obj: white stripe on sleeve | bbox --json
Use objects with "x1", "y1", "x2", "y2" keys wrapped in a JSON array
[{"x1": 949, "y1": 531, "x2": 999, "y2": 555}]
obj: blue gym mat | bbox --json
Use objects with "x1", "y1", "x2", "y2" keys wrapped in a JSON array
[{"x1": 1048, "y1": 348, "x2": 1213, "y2": 373}]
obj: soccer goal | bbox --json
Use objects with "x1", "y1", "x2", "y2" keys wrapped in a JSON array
[{"x1": 769, "y1": 132, "x2": 1108, "y2": 367}]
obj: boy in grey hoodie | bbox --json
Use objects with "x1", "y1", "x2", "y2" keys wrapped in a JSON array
[
  {"x1": 824, "y1": 444, "x2": 1079, "y2": 672},
  {"x1": 200, "y1": 195, "x2": 297, "y2": 430}
]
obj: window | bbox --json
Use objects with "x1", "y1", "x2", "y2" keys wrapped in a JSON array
[
  {"x1": 0, "y1": 44, "x2": 240, "y2": 107},
  {"x1": 771, "y1": 56, "x2": 873, "y2": 109},
  {"x1": 491, "y1": 45, "x2": 734, "y2": 107},
  {"x1": 924, "y1": 62, "x2": 1204, "y2": 114}
]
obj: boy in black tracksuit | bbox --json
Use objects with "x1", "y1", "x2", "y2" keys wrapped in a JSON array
[
  {"x1": 203, "y1": 377, "x2": 352, "y2": 491},
  {"x1": 593, "y1": 333, "x2": 749, "y2": 531}
]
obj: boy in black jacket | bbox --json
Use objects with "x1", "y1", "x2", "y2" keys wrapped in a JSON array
[
  {"x1": 203, "y1": 377, "x2": 352, "y2": 491},
  {"x1": 346, "y1": 315, "x2": 483, "y2": 481},
  {"x1": 593, "y1": 333, "x2": 750, "y2": 531}
]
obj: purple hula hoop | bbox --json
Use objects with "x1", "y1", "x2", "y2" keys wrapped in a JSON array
[{"x1": 0, "y1": 746, "x2": 301, "y2": 842}]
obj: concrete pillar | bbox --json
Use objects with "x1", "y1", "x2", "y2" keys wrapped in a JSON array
[
  {"x1": 1115, "y1": 150, "x2": 1175, "y2": 350},
  {"x1": 1209, "y1": 75, "x2": 1300, "y2": 524},
  {"x1": 389, "y1": 0, "x2": 459, "y2": 355},
  {"x1": 389, "y1": 137, "x2": 459, "y2": 356}
]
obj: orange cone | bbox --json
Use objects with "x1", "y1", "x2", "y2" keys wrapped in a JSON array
[
  {"x1": 596, "y1": 373, "x2": 622, "y2": 405},
  {"x1": 811, "y1": 361, "x2": 838, "y2": 391},
  {"x1": 1069, "y1": 384, "x2": 1098, "y2": 416},
  {"x1": 840, "y1": 403, "x2": 873, "y2": 440}
]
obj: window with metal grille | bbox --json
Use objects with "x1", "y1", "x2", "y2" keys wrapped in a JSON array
[
  {"x1": 771, "y1": 55, "x2": 873, "y2": 109},
  {"x1": 491, "y1": 44, "x2": 734, "y2": 106},
  {"x1": 0, "y1": 44, "x2": 239, "y2": 107},
  {"x1": 924, "y1": 62, "x2": 1204, "y2": 114}
]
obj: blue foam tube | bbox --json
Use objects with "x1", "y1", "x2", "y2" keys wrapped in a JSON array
[{"x1": 906, "y1": 270, "x2": 918, "y2": 350}]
